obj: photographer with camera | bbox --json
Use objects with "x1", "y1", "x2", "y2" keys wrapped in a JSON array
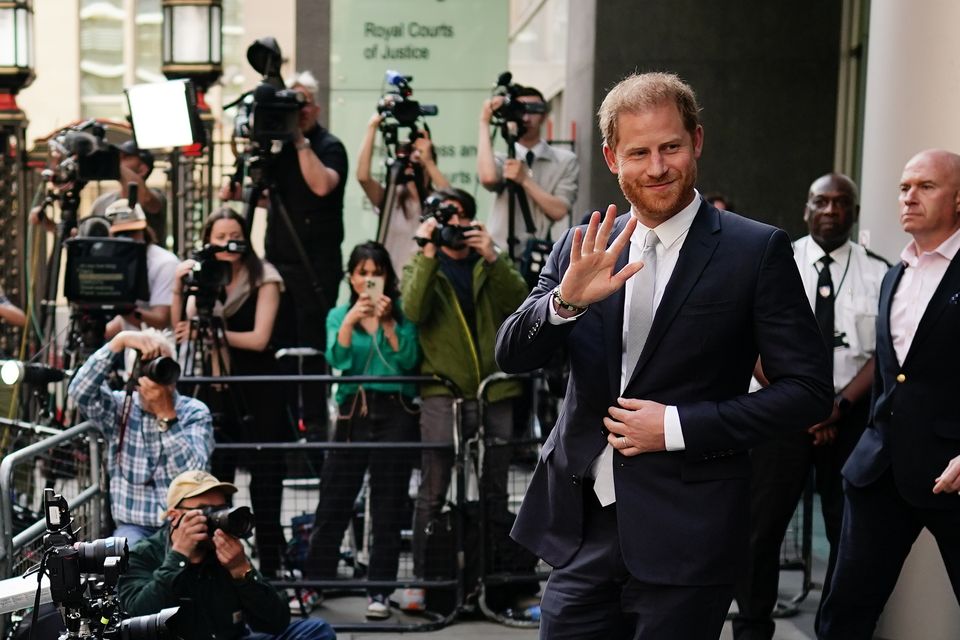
[
  {"x1": 357, "y1": 113, "x2": 448, "y2": 276},
  {"x1": 221, "y1": 69, "x2": 348, "y2": 438},
  {"x1": 172, "y1": 207, "x2": 290, "y2": 576},
  {"x1": 401, "y1": 187, "x2": 528, "y2": 605},
  {"x1": 477, "y1": 83, "x2": 579, "y2": 259},
  {"x1": 69, "y1": 330, "x2": 214, "y2": 544},
  {"x1": 102, "y1": 198, "x2": 179, "y2": 337},
  {"x1": 90, "y1": 141, "x2": 167, "y2": 244},
  {"x1": 118, "y1": 470, "x2": 335, "y2": 640}
]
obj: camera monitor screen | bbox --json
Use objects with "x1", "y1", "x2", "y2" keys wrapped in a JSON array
[
  {"x1": 125, "y1": 79, "x2": 203, "y2": 150},
  {"x1": 64, "y1": 238, "x2": 149, "y2": 306}
]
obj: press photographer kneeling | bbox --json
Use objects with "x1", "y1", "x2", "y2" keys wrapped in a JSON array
[
  {"x1": 69, "y1": 330, "x2": 214, "y2": 545},
  {"x1": 118, "y1": 470, "x2": 335, "y2": 640}
]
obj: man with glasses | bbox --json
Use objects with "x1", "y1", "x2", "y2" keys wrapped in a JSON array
[
  {"x1": 118, "y1": 470, "x2": 335, "y2": 640},
  {"x1": 732, "y1": 173, "x2": 889, "y2": 640}
]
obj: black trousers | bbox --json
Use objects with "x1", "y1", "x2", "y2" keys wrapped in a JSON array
[
  {"x1": 538, "y1": 481, "x2": 733, "y2": 640},
  {"x1": 305, "y1": 391, "x2": 419, "y2": 596},
  {"x1": 732, "y1": 404, "x2": 866, "y2": 640},
  {"x1": 818, "y1": 471, "x2": 960, "y2": 640}
]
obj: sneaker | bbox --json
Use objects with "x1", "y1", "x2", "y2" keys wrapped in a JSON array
[
  {"x1": 288, "y1": 589, "x2": 322, "y2": 615},
  {"x1": 398, "y1": 587, "x2": 426, "y2": 612},
  {"x1": 366, "y1": 594, "x2": 392, "y2": 620}
]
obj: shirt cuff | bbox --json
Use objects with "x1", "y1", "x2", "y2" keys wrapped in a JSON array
[
  {"x1": 547, "y1": 297, "x2": 584, "y2": 325},
  {"x1": 663, "y1": 405, "x2": 685, "y2": 451}
]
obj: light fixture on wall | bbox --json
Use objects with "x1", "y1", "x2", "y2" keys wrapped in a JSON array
[{"x1": 0, "y1": 0, "x2": 35, "y2": 113}]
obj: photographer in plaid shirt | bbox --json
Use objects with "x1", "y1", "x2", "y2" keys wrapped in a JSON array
[{"x1": 69, "y1": 330, "x2": 214, "y2": 544}]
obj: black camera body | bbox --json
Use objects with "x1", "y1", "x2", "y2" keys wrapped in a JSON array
[
  {"x1": 201, "y1": 505, "x2": 254, "y2": 539},
  {"x1": 50, "y1": 122, "x2": 122, "y2": 185},
  {"x1": 490, "y1": 71, "x2": 547, "y2": 135},
  {"x1": 377, "y1": 70, "x2": 438, "y2": 128},
  {"x1": 246, "y1": 82, "x2": 305, "y2": 145},
  {"x1": 39, "y1": 489, "x2": 182, "y2": 640},
  {"x1": 420, "y1": 195, "x2": 478, "y2": 250},
  {"x1": 182, "y1": 241, "x2": 246, "y2": 317}
]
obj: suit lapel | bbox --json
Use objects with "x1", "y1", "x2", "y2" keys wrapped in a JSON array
[
  {"x1": 903, "y1": 255, "x2": 960, "y2": 367},
  {"x1": 601, "y1": 215, "x2": 631, "y2": 397},
  {"x1": 626, "y1": 203, "x2": 721, "y2": 389}
]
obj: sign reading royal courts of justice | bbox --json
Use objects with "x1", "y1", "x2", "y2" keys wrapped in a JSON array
[{"x1": 330, "y1": 0, "x2": 508, "y2": 261}]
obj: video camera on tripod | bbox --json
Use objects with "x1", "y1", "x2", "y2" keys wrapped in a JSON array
[
  {"x1": 489, "y1": 71, "x2": 547, "y2": 137},
  {"x1": 46, "y1": 121, "x2": 122, "y2": 188},
  {"x1": 180, "y1": 241, "x2": 247, "y2": 317},
  {"x1": 9, "y1": 489, "x2": 184, "y2": 640},
  {"x1": 374, "y1": 70, "x2": 438, "y2": 245},
  {"x1": 230, "y1": 37, "x2": 305, "y2": 153}
]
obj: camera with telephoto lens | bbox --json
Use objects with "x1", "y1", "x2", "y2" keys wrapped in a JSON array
[
  {"x1": 489, "y1": 71, "x2": 547, "y2": 135},
  {"x1": 36, "y1": 489, "x2": 183, "y2": 640},
  {"x1": 201, "y1": 505, "x2": 255, "y2": 539},
  {"x1": 419, "y1": 195, "x2": 478, "y2": 250},
  {"x1": 181, "y1": 241, "x2": 247, "y2": 317},
  {"x1": 130, "y1": 354, "x2": 181, "y2": 386}
]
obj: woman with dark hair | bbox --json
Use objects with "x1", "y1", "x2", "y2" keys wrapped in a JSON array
[
  {"x1": 303, "y1": 240, "x2": 420, "y2": 620},
  {"x1": 171, "y1": 206, "x2": 289, "y2": 576}
]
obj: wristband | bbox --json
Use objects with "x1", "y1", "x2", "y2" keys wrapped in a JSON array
[
  {"x1": 295, "y1": 139, "x2": 310, "y2": 151},
  {"x1": 552, "y1": 287, "x2": 588, "y2": 314}
]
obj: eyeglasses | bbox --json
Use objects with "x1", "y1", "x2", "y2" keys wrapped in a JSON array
[{"x1": 807, "y1": 196, "x2": 855, "y2": 212}]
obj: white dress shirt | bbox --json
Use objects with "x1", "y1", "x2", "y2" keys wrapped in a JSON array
[
  {"x1": 548, "y1": 192, "x2": 702, "y2": 499},
  {"x1": 891, "y1": 226, "x2": 960, "y2": 364},
  {"x1": 792, "y1": 236, "x2": 888, "y2": 392}
]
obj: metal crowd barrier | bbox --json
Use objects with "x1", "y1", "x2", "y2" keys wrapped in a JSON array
[
  {"x1": 179, "y1": 373, "x2": 468, "y2": 633},
  {"x1": 475, "y1": 370, "x2": 551, "y2": 629},
  {"x1": 0, "y1": 420, "x2": 106, "y2": 579}
]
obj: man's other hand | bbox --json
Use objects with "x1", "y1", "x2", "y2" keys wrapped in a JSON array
[
  {"x1": 462, "y1": 222, "x2": 498, "y2": 263},
  {"x1": 213, "y1": 529, "x2": 252, "y2": 579},
  {"x1": 108, "y1": 330, "x2": 173, "y2": 359},
  {"x1": 933, "y1": 455, "x2": 960, "y2": 495}
]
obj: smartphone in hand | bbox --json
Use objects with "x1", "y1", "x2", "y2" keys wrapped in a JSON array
[{"x1": 365, "y1": 276, "x2": 385, "y2": 306}]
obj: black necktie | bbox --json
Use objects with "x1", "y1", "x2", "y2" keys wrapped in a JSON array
[
  {"x1": 815, "y1": 255, "x2": 834, "y2": 350},
  {"x1": 525, "y1": 150, "x2": 535, "y2": 168}
]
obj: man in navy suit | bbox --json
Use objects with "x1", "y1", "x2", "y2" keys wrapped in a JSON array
[
  {"x1": 495, "y1": 72, "x2": 833, "y2": 639},
  {"x1": 818, "y1": 149, "x2": 960, "y2": 639}
]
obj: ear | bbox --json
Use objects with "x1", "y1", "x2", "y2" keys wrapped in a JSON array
[
  {"x1": 602, "y1": 143, "x2": 619, "y2": 175},
  {"x1": 692, "y1": 125, "x2": 704, "y2": 159}
]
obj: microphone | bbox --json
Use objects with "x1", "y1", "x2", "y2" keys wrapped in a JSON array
[
  {"x1": 128, "y1": 182, "x2": 139, "y2": 208},
  {"x1": 0, "y1": 361, "x2": 70, "y2": 386}
]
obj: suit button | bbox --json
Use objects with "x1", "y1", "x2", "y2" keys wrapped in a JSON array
[
  {"x1": 571, "y1": 474, "x2": 580, "y2": 485},
  {"x1": 896, "y1": 373, "x2": 906, "y2": 383}
]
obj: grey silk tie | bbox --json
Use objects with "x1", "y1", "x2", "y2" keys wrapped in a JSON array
[
  {"x1": 625, "y1": 229, "x2": 660, "y2": 379},
  {"x1": 593, "y1": 228, "x2": 659, "y2": 506}
]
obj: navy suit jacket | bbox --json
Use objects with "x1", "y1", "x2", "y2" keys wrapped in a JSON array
[
  {"x1": 843, "y1": 255, "x2": 960, "y2": 508},
  {"x1": 495, "y1": 201, "x2": 833, "y2": 585}
]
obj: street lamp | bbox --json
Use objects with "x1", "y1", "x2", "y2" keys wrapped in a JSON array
[
  {"x1": 161, "y1": 0, "x2": 223, "y2": 104},
  {"x1": 0, "y1": 0, "x2": 35, "y2": 113}
]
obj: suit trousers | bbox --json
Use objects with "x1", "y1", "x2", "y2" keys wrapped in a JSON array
[
  {"x1": 538, "y1": 481, "x2": 733, "y2": 640},
  {"x1": 817, "y1": 470, "x2": 960, "y2": 639},
  {"x1": 733, "y1": 405, "x2": 866, "y2": 640}
]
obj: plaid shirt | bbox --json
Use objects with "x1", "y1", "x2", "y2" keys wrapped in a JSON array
[{"x1": 69, "y1": 345, "x2": 214, "y2": 528}]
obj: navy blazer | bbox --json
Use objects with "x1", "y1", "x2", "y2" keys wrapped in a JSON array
[
  {"x1": 495, "y1": 202, "x2": 833, "y2": 585},
  {"x1": 843, "y1": 255, "x2": 960, "y2": 508}
]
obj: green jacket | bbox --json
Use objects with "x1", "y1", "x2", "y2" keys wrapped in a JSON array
[
  {"x1": 401, "y1": 251, "x2": 528, "y2": 402},
  {"x1": 117, "y1": 527, "x2": 289, "y2": 640}
]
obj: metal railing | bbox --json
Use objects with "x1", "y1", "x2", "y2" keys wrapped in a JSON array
[{"x1": 0, "y1": 420, "x2": 106, "y2": 578}]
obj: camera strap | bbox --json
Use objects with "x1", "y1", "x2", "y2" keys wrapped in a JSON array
[{"x1": 115, "y1": 354, "x2": 140, "y2": 468}]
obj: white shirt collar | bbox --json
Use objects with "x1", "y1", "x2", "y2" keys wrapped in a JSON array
[
  {"x1": 805, "y1": 238, "x2": 852, "y2": 267},
  {"x1": 630, "y1": 190, "x2": 702, "y2": 249}
]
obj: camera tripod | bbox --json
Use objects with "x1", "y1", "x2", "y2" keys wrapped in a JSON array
[
  {"x1": 493, "y1": 119, "x2": 538, "y2": 262},
  {"x1": 376, "y1": 124, "x2": 428, "y2": 247}
]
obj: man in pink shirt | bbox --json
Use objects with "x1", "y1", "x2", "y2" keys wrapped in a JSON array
[{"x1": 819, "y1": 149, "x2": 960, "y2": 639}]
